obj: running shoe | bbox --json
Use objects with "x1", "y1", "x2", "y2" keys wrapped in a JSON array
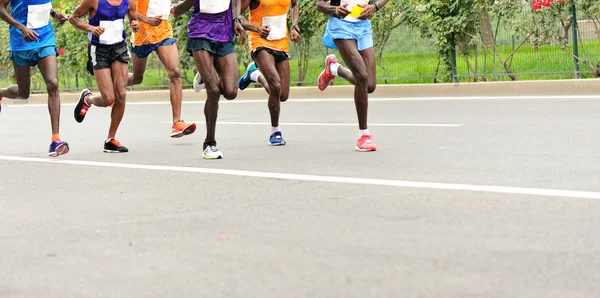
[
  {"x1": 75, "y1": 89, "x2": 92, "y2": 123},
  {"x1": 268, "y1": 131, "x2": 286, "y2": 146},
  {"x1": 171, "y1": 120, "x2": 197, "y2": 138},
  {"x1": 193, "y1": 72, "x2": 205, "y2": 93},
  {"x1": 104, "y1": 139, "x2": 129, "y2": 153},
  {"x1": 355, "y1": 134, "x2": 377, "y2": 152},
  {"x1": 0, "y1": 97, "x2": 3, "y2": 113},
  {"x1": 202, "y1": 142, "x2": 223, "y2": 159},
  {"x1": 48, "y1": 140, "x2": 69, "y2": 157},
  {"x1": 238, "y1": 62, "x2": 258, "y2": 90},
  {"x1": 318, "y1": 54, "x2": 338, "y2": 91}
]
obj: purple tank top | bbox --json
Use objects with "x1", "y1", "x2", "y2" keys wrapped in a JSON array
[{"x1": 187, "y1": 0, "x2": 234, "y2": 42}]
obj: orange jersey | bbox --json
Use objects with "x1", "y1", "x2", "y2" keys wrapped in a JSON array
[
  {"x1": 248, "y1": 0, "x2": 291, "y2": 53},
  {"x1": 131, "y1": 0, "x2": 173, "y2": 46}
]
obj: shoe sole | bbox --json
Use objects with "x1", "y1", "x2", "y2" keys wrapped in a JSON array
[
  {"x1": 268, "y1": 141, "x2": 286, "y2": 146},
  {"x1": 355, "y1": 147, "x2": 377, "y2": 152},
  {"x1": 103, "y1": 149, "x2": 128, "y2": 153},
  {"x1": 48, "y1": 143, "x2": 70, "y2": 157},
  {"x1": 202, "y1": 153, "x2": 223, "y2": 159},
  {"x1": 170, "y1": 123, "x2": 197, "y2": 138}
]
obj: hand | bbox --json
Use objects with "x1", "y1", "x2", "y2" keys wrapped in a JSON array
[
  {"x1": 290, "y1": 28, "x2": 301, "y2": 42},
  {"x1": 258, "y1": 25, "x2": 270, "y2": 38},
  {"x1": 54, "y1": 11, "x2": 69, "y2": 24},
  {"x1": 20, "y1": 26, "x2": 39, "y2": 41},
  {"x1": 147, "y1": 16, "x2": 162, "y2": 26},
  {"x1": 358, "y1": 3, "x2": 377, "y2": 20},
  {"x1": 234, "y1": 20, "x2": 246, "y2": 45},
  {"x1": 334, "y1": 4, "x2": 351, "y2": 19},
  {"x1": 130, "y1": 20, "x2": 140, "y2": 32},
  {"x1": 90, "y1": 26, "x2": 105, "y2": 36}
]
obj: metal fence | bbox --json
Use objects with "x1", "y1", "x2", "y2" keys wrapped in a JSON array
[{"x1": 1, "y1": 3, "x2": 599, "y2": 93}]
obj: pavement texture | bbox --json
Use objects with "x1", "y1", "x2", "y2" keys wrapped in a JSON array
[{"x1": 1, "y1": 96, "x2": 600, "y2": 298}]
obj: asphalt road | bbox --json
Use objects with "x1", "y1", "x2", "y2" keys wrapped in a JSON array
[{"x1": 1, "y1": 96, "x2": 600, "y2": 298}]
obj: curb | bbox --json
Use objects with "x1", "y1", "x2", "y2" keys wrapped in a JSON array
[{"x1": 5, "y1": 79, "x2": 600, "y2": 105}]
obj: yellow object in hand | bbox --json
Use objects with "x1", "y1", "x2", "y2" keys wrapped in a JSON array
[{"x1": 347, "y1": 5, "x2": 365, "y2": 18}]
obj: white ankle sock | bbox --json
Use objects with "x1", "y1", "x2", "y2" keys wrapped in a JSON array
[
  {"x1": 250, "y1": 70, "x2": 262, "y2": 82},
  {"x1": 330, "y1": 62, "x2": 341, "y2": 76},
  {"x1": 271, "y1": 126, "x2": 281, "y2": 134},
  {"x1": 359, "y1": 129, "x2": 370, "y2": 136}
]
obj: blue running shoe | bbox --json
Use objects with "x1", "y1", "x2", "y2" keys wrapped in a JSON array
[
  {"x1": 48, "y1": 140, "x2": 69, "y2": 157},
  {"x1": 238, "y1": 62, "x2": 258, "y2": 90},
  {"x1": 268, "y1": 131, "x2": 286, "y2": 146}
]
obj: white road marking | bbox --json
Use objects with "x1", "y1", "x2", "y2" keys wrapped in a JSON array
[
  {"x1": 160, "y1": 121, "x2": 464, "y2": 127},
  {"x1": 6, "y1": 95, "x2": 600, "y2": 108},
  {"x1": 1, "y1": 155, "x2": 600, "y2": 200}
]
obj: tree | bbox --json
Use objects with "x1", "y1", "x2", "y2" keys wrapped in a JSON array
[
  {"x1": 293, "y1": 0, "x2": 327, "y2": 86},
  {"x1": 371, "y1": 0, "x2": 404, "y2": 83}
]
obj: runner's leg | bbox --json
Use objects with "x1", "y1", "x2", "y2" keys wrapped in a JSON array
[
  {"x1": 37, "y1": 55, "x2": 61, "y2": 136},
  {"x1": 108, "y1": 60, "x2": 128, "y2": 140},
  {"x1": 334, "y1": 39, "x2": 369, "y2": 130},
  {"x1": 128, "y1": 53, "x2": 148, "y2": 86},
  {"x1": 156, "y1": 44, "x2": 182, "y2": 123},
  {"x1": 253, "y1": 50, "x2": 281, "y2": 127},
  {"x1": 193, "y1": 50, "x2": 219, "y2": 142}
]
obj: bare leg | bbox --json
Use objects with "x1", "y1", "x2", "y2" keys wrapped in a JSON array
[
  {"x1": 275, "y1": 59, "x2": 290, "y2": 102},
  {"x1": 87, "y1": 68, "x2": 116, "y2": 107},
  {"x1": 192, "y1": 50, "x2": 219, "y2": 142},
  {"x1": 360, "y1": 47, "x2": 377, "y2": 93},
  {"x1": 37, "y1": 55, "x2": 61, "y2": 135},
  {"x1": 128, "y1": 53, "x2": 147, "y2": 86},
  {"x1": 334, "y1": 40, "x2": 370, "y2": 130},
  {"x1": 156, "y1": 44, "x2": 183, "y2": 124},
  {"x1": 253, "y1": 51, "x2": 281, "y2": 127},
  {"x1": 0, "y1": 62, "x2": 31, "y2": 99},
  {"x1": 108, "y1": 61, "x2": 129, "y2": 139}
]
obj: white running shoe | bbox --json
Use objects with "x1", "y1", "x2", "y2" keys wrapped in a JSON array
[
  {"x1": 202, "y1": 143, "x2": 223, "y2": 159},
  {"x1": 193, "y1": 72, "x2": 205, "y2": 93}
]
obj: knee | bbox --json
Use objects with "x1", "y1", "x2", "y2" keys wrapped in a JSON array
[
  {"x1": 354, "y1": 69, "x2": 369, "y2": 85},
  {"x1": 279, "y1": 94, "x2": 289, "y2": 102},
  {"x1": 102, "y1": 94, "x2": 115, "y2": 107},
  {"x1": 205, "y1": 81, "x2": 221, "y2": 98},
  {"x1": 368, "y1": 84, "x2": 376, "y2": 94},
  {"x1": 223, "y1": 87, "x2": 237, "y2": 101},
  {"x1": 115, "y1": 89, "x2": 127, "y2": 103},
  {"x1": 46, "y1": 78, "x2": 59, "y2": 95},
  {"x1": 168, "y1": 67, "x2": 181, "y2": 81},
  {"x1": 267, "y1": 77, "x2": 282, "y2": 95}
]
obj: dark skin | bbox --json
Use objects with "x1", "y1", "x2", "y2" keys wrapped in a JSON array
[
  {"x1": 240, "y1": 0, "x2": 299, "y2": 128},
  {"x1": 315, "y1": 0, "x2": 389, "y2": 130},
  {"x1": 0, "y1": 1, "x2": 68, "y2": 136},
  {"x1": 69, "y1": 0, "x2": 139, "y2": 140},
  {"x1": 128, "y1": 12, "x2": 183, "y2": 125},
  {"x1": 172, "y1": 0, "x2": 246, "y2": 143}
]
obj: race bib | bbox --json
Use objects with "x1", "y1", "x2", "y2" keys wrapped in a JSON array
[
  {"x1": 99, "y1": 19, "x2": 124, "y2": 45},
  {"x1": 340, "y1": 0, "x2": 368, "y2": 23},
  {"x1": 27, "y1": 2, "x2": 52, "y2": 29},
  {"x1": 199, "y1": 0, "x2": 230, "y2": 14},
  {"x1": 262, "y1": 14, "x2": 287, "y2": 41},
  {"x1": 147, "y1": 0, "x2": 170, "y2": 19}
]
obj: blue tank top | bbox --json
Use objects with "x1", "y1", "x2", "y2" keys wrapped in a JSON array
[
  {"x1": 87, "y1": 0, "x2": 129, "y2": 45},
  {"x1": 8, "y1": 0, "x2": 56, "y2": 51}
]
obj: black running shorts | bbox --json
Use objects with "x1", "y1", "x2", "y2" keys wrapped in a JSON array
[{"x1": 87, "y1": 41, "x2": 131, "y2": 75}]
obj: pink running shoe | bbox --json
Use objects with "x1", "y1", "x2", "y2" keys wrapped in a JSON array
[
  {"x1": 355, "y1": 134, "x2": 378, "y2": 152},
  {"x1": 318, "y1": 54, "x2": 338, "y2": 91}
]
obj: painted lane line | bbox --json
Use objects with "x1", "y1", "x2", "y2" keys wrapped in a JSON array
[
  {"x1": 6, "y1": 95, "x2": 600, "y2": 108},
  {"x1": 1, "y1": 155, "x2": 599, "y2": 200},
  {"x1": 158, "y1": 121, "x2": 464, "y2": 127}
]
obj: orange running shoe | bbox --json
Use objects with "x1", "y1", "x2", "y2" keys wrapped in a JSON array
[
  {"x1": 171, "y1": 120, "x2": 197, "y2": 138},
  {"x1": 355, "y1": 134, "x2": 377, "y2": 152},
  {"x1": 318, "y1": 54, "x2": 338, "y2": 91}
]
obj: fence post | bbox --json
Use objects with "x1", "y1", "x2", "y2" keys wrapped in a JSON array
[
  {"x1": 451, "y1": 35, "x2": 458, "y2": 83},
  {"x1": 571, "y1": 2, "x2": 580, "y2": 79}
]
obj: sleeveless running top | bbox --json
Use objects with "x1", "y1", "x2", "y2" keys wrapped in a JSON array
[
  {"x1": 187, "y1": 0, "x2": 234, "y2": 43},
  {"x1": 88, "y1": 0, "x2": 129, "y2": 45},
  {"x1": 248, "y1": 0, "x2": 290, "y2": 52},
  {"x1": 131, "y1": 0, "x2": 173, "y2": 46},
  {"x1": 9, "y1": 0, "x2": 56, "y2": 51}
]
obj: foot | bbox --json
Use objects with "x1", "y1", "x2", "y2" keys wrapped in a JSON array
[
  {"x1": 268, "y1": 131, "x2": 286, "y2": 146},
  {"x1": 193, "y1": 72, "x2": 205, "y2": 93},
  {"x1": 171, "y1": 120, "x2": 197, "y2": 138},
  {"x1": 75, "y1": 89, "x2": 92, "y2": 123},
  {"x1": 202, "y1": 142, "x2": 223, "y2": 159},
  {"x1": 238, "y1": 62, "x2": 258, "y2": 91},
  {"x1": 355, "y1": 134, "x2": 377, "y2": 152},
  {"x1": 103, "y1": 139, "x2": 129, "y2": 153},
  {"x1": 48, "y1": 140, "x2": 70, "y2": 157},
  {"x1": 318, "y1": 54, "x2": 338, "y2": 91}
]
